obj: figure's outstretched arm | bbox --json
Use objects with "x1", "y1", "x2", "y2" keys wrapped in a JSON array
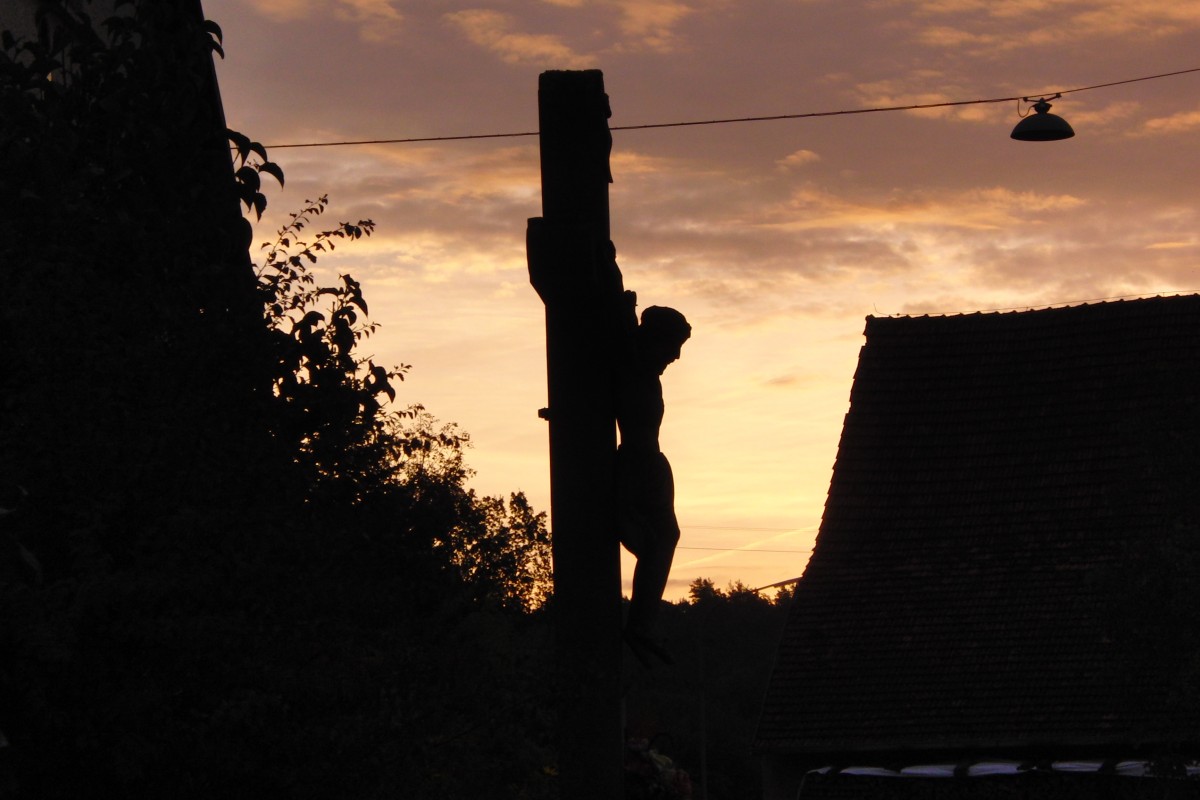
[
  {"x1": 594, "y1": 239, "x2": 639, "y2": 339},
  {"x1": 527, "y1": 221, "x2": 630, "y2": 313}
]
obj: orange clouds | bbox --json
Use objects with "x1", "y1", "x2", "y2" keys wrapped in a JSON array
[
  {"x1": 1136, "y1": 106, "x2": 1200, "y2": 136},
  {"x1": 243, "y1": 0, "x2": 404, "y2": 40},
  {"x1": 335, "y1": 0, "x2": 404, "y2": 41},
  {"x1": 208, "y1": 0, "x2": 1200, "y2": 598},
  {"x1": 242, "y1": 0, "x2": 316, "y2": 21},
  {"x1": 444, "y1": 0, "x2": 713, "y2": 64},
  {"x1": 777, "y1": 149, "x2": 822, "y2": 170},
  {"x1": 768, "y1": 186, "x2": 1086, "y2": 232},
  {"x1": 612, "y1": 0, "x2": 695, "y2": 52},
  {"x1": 901, "y1": 0, "x2": 1199, "y2": 59},
  {"x1": 444, "y1": 9, "x2": 594, "y2": 68}
]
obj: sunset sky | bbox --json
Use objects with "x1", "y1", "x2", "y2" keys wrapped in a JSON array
[{"x1": 205, "y1": 0, "x2": 1200, "y2": 599}]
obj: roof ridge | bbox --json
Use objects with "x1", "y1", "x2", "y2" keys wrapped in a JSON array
[{"x1": 869, "y1": 291, "x2": 1200, "y2": 321}]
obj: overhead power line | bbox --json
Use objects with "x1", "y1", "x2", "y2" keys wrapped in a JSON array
[
  {"x1": 678, "y1": 546, "x2": 814, "y2": 554},
  {"x1": 750, "y1": 577, "x2": 802, "y2": 593},
  {"x1": 682, "y1": 523, "x2": 814, "y2": 532},
  {"x1": 260, "y1": 66, "x2": 1200, "y2": 150}
]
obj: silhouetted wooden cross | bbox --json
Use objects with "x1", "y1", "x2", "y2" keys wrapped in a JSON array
[{"x1": 527, "y1": 69, "x2": 625, "y2": 800}]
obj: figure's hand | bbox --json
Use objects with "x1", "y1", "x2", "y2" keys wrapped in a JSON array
[
  {"x1": 598, "y1": 239, "x2": 617, "y2": 264},
  {"x1": 597, "y1": 239, "x2": 627, "y2": 297}
]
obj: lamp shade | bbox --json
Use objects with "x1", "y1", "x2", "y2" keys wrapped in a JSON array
[{"x1": 1011, "y1": 99, "x2": 1075, "y2": 141}]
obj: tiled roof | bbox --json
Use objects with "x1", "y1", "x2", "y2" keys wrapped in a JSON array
[{"x1": 757, "y1": 295, "x2": 1200, "y2": 760}]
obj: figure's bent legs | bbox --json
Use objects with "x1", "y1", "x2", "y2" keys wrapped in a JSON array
[
  {"x1": 617, "y1": 451, "x2": 680, "y2": 641},
  {"x1": 626, "y1": 521, "x2": 679, "y2": 638}
]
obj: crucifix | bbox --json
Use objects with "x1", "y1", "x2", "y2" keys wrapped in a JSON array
[
  {"x1": 527, "y1": 69, "x2": 624, "y2": 800},
  {"x1": 528, "y1": 69, "x2": 690, "y2": 799}
]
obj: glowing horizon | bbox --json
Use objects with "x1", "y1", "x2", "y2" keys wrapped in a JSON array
[{"x1": 207, "y1": 0, "x2": 1200, "y2": 599}]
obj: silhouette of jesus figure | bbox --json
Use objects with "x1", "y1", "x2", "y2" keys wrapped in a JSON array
[{"x1": 615, "y1": 289, "x2": 691, "y2": 667}]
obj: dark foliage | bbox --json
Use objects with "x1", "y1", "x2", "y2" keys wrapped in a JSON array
[
  {"x1": 1, "y1": 3, "x2": 555, "y2": 798},
  {"x1": 623, "y1": 580, "x2": 795, "y2": 800},
  {"x1": 0, "y1": 6, "x2": 789, "y2": 798}
]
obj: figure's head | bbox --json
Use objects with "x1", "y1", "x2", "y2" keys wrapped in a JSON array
[{"x1": 638, "y1": 306, "x2": 691, "y2": 374}]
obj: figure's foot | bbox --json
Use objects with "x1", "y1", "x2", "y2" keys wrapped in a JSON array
[{"x1": 624, "y1": 628, "x2": 674, "y2": 668}]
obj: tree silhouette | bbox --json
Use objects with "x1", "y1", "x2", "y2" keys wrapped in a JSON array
[{"x1": 1, "y1": 5, "x2": 556, "y2": 798}]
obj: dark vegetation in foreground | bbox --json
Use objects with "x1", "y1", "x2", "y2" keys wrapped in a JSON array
[
  {"x1": 626, "y1": 580, "x2": 795, "y2": 800},
  {"x1": 1, "y1": 4, "x2": 793, "y2": 798}
]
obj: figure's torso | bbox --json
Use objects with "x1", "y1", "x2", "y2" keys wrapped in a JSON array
[{"x1": 617, "y1": 367, "x2": 664, "y2": 454}]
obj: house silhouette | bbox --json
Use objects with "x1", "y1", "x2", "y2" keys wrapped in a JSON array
[{"x1": 757, "y1": 295, "x2": 1200, "y2": 799}]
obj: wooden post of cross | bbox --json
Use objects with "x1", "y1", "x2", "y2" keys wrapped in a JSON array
[{"x1": 527, "y1": 69, "x2": 624, "y2": 800}]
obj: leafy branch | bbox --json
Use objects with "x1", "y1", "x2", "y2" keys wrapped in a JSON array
[
  {"x1": 227, "y1": 128, "x2": 283, "y2": 220},
  {"x1": 253, "y1": 195, "x2": 417, "y2": 498}
]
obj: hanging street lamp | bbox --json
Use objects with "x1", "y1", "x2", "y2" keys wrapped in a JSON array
[{"x1": 1011, "y1": 94, "x2": 1075, "y2": 141}]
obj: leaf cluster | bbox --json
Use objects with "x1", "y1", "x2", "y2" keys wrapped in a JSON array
[
  {"x1": 253, "y1": 196, "x2": 410, "y2": 498},
  {"x1": 228, "y1": 128, "x2": 284, "y2": 220},
  {"x1": 2, "y1": 1, "x2": 242, "y2": 234},
  {"x1": 246, "y1": 193, "x2": 552, "y2": 614},
  {"x1": 1, "y1": 0, "x2": 274, "y2": 543},
  {"x1": 1, "y1": 3, "x2": 556, "y2": 797}
]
